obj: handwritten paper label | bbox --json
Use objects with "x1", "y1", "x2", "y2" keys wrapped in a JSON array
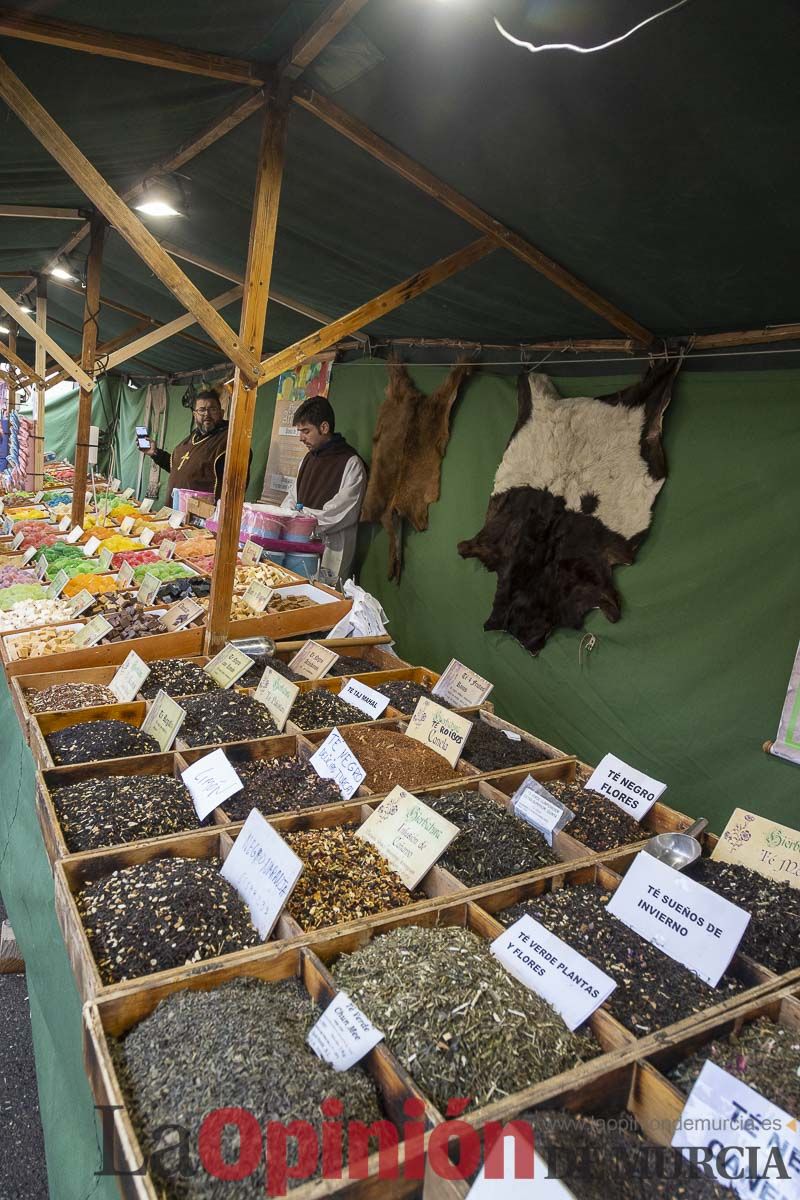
[
  {"x1": 119, "y1": 515, "x2": 136, "y2": 535},
  {"x1": 67, "y1": 588, "x2": 95, "y2": 617},
  {"x1": 35, "y1": 554, "x2": 49, "y2": 581},
  {"x1": 167, "y1": 510, "x2": 185, "y2": 529},
  {"x1": 154, "y1": 506, "x2": 172, "y2": 521},
  {"x1": 21, "y1": 545, "x2": 37, "y2": 564},
  {"x1": 10, "y1": 531, "x2": 23, "y2": 551},
  {"x1": 307, "y1": 993, "x2": 384, "y2": 1071},
  {"x1": 141, "y1": 690, "x2": 186, "y2": 751},
  {"x1": 110, "y1": 477, "x2": 121, "y2": 492},
  {"x1": 136, "y1": 572, "x2": 161, "y2": 606},
  {"x1": 46, "y1": 569, "x2": 68, "y2": 599},
  {"x1": 204, "y1": 644, "x2": 254, "y2": 688},
  {"x1": 358, "y1": 786, "x2": 459, "y2": 888},
  {"x1": 491, "y1": 914, "x2": 616, "y2": 1031},
  {"x1": 121, "y1": 487, "x2": 134, "y2": 500},
  {"x1": 83, "y1": 535, "x2": 101, "y2": 558},
  {"x1": 98, "y1": 547, "x2": 113, "y2": 572},
  {"x1": 511, "y1": 775, "x2": 574, "y2": 846},
  {"x1": 713, "y1": 808, "x2": 800, "y2": 891},
  {"x1": 181, "y1": 749, "x2": 243, "y2": 821},
  {"x1": 220, "y1": 810, "x2": 303, "y2": 939},
  {"x1": 406, "y1": 697, "x2": 472, "y2": 767},
  {"x1": 139, "y1": 527, "x2": 155, "y2": 547},
  {"x1": 586, "y1": 753, "x2": 666, "y2": 821},
  {"x1": 58, "y1": 515, "x2": 71, "y2": 532},
  {"x1": 289, "y1": 640, "x2": 340, "y2": 681},
  {"x1": 432, "y1": 659, "x2": 494, "y2": 708},
  {"x1": 1, "y1": 516, "x2": 11, "y2": 535},
  {"x1": 65, "y1": 525, "x2": 83, "y2": 545},
  {"x1": 338, "y1": 677, "x2": 390, "y2": 720},
  {"x1": 85, "y1": 491, "x2": 93, "y2": 508},
  {"x1": 242, "y1": 581, "x2": 273, "y2": 613},
  {"x1": 310, "y1": 728, "x2": 365, "y2": 800},
  {"x1": 70, "y1": 614, "x2": 112, "y2": 648},
  {"x1": 109, "y1": 651, "x2": 150, "y2": 703},
  {"x1": 116, "y1": 561, "x2": 135, "y2": 588},
  {"x1": 672, "y1": 1059, "x2": 800, "y2": 1199},
  {"x1": 241, "y1": 539, "x2": 263, "y2": 565},
  {"x1": 607, "y1": 853, "x2": 751, "y2": 987},
  {"x1": 159, "y1": 598, "x2": 204, "y2": 632},
  {"x1": 158, "y1": 539, "x2": 176, "y2": 561},
  {"x1": 139, "y1": 498, "x2": 154, "y2": 513},
  {"x1": 253, "y1": 667, "x2": 299, "y2": 731}
]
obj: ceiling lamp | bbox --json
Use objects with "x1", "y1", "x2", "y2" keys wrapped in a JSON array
[
  {"x1": 0, "y1": 323, "x2": 10, "y2": 335},
  {"x1": 135, "y1": 175, "x2": 187, "y2": 219},
  {"x1": 19, "y1": 304, "x2": 34, "y2": 314},
  {"x1": 49, "y1": 259, "x2": 78, "y2": 282}
]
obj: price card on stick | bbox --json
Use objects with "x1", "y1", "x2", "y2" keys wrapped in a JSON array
[
  {"x1": 97, "y1": 547, "x2": 113, "y2": 572},
  {"x1": 241, "y1": 539, "x2": 263, "y2": 565},
  {"x1": 405, "y1": 697, "x2": 472, "y2": 768},
  {"x1": 70, "y1": 615, "x2": 112, "y2": 648},
  {"x1": 432, "y1": 659, "x2": 494, "y2": 709},
  {"x1": 32, "y1": 491, "x2": 44, "y2": 503},
  {"x1": 254, "y1": 667, "x2": 299, "y2": 731},
  {"x1": 606, "y1": 853, "x2": 750, "y2": 987},
  {"x1": 10, "y1": 531, "x2": 23, "y2": 551},
  {"x1": 491, "y1": 914, "x2": 616, "y2": 1031},
  {"x1": 139, "y1": 527, "x2": 155, "y2": 547},
  {"x1": 35, "y1": 555, "x2": 48, "y2": 581},
  {"x1": 119, "y1": 515, "x2": 136, "y2": 535},
  {"x1": 712, "y1": 807, "x2": 800, "y2": 890},
  {"x1": 121, "y1": 487, "x2": 134, "y2": 500},
  {"x1": 242, "y1": 581, "x2": 273, "y2": 613},
  {"x1": 58, "y1": 515, "x2": 71, "y2": 532},
  {"x1": 310, "y1": 728, "x2": 365, "y2": 800},
  {"x1": 181, "y1": 749, "x2": 243, "y2": 821},
  {"x1": 338, "y1": 678, "x2": 390, "y2": 720},
  {"x1": 167, "y1": 510, "x2": 185, "y2": 529},
  {"x1": 65, "y1": 525, "x2": 83, "y2": 545},
  {"x1": 204, "y1": 644, "x2": 254, "y2": 688},
  {"x1": 586, "y1": 753, "x2": 666, "y2": 821},
  {"x1": 136, "y1": 572, "x2": 161, "y2": 607},
  {"x1": 109, "y1": 651, "x2": 150, "y2": 703},
  {"x1": 158, "y1": 539, "x2": 176, "y2": 561},
  {"x1": 289, "y1": 640, "x2": 340, "y2": 680},
  {"x1": 154, "y1": 506, "x2": 172, "y2": 521},
  {"x1": 159, "y1": 598, "x2": 204, "y2": 633},
  {"x1": 46, "y1": 569, "x2": 68, "y2": 599},
  {"x1": 83, "y1": 535, "x2": 101, "y2": 558},
  {"x1": 21, "y1": 545, "x2": 37, "y2": 565},
  {"x1": 511, "y1": 775, "x2": 575, "y2": 846},
  {"x1": 220, "y1": 809, "x2": 303, "y2": 939},
  {"x1": 67, "y1": 588, "x2": 95, "y2": 617},
  {"x1": 357, "y1": 786, "x2": 459, "y2": 888},
  {"x1": 141, "y1": 690, "x2": 186, "y2": 751},
  {"x1": 139, "y1": 498, "x2": 154, "y2": 513},
  {"x1": 110, "y1": 477, "x2": 121, "y2": 492},
  {"x1": 307, "y1": 993, "x2": 384, "y2": 1071},
  {"x1": 117, "y1": 561, "x2": 135, "y2": 588}
]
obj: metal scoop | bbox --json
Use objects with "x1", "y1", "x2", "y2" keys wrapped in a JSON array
[{"x1": 642, "y1": 818, "x2": 708, "y2": 871}]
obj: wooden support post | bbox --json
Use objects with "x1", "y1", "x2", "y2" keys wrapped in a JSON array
[
  {"x1": 71, "y1": 215, "x2": 106, "y2": 527},
  {"x1": 0, "y1": 332, "x2": 45, "y2": 387},
  {"x1": 34, "y1": 277, "x2": 46, "y2": 489},
  {"x1": 6, "y1": 324, "x2": 16, "y2": 413},
  {"x1": 206, "y1": 90, "x2": 289, "y2": 654}
]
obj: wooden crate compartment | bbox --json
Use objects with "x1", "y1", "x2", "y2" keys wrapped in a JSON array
[
  {"x1": 227, "y1": 580, "x2": 352, "y2": 642},
  {"x1": 301, "y1": 719, "x2": 483, "y2": 791},
  {"x1": 1, "y1": 620, "x2": 87, "y2": 666},
  {"x1": 83, "y1": 942, "x2": 433, "y2": 1200}
]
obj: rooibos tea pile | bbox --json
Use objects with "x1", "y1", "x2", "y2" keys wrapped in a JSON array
[
  {"x1": 424, "y1": 789, "x2": 558, "y2": 884},
  {"x1": 26, "y1": 682, "x2": 115, "y2": 713},
  {"x1": 667, "y1": 1017, "x2": 800, "y2": 1115},
  {"x1": 77, "y1": 856, "x2": 260, "y2": 983},
  {"x1": 220, "y1": 755, "x2": 341, "y2": 819},
  {"x1": 339, "y1": 726, "x2": 458, "y2": 792},
  {"x1": 498, "y1": 885, "x2": 745, "y2": 1035},
  {"x1": 178, "y1": 691, "x2": 278, "y2": 747},
  {"x1": 52, "y1": 774, "x2": 203, "y2": 852},
  {"x1": 333, "y1": 924, "x2": 598, "y2": 1109},
  {"x1": 284, "y1": 826, "x2": 418, "y2": 929},
  {"x1": 112, "y1": 978, "x2": 383, "y2": 1198},
  {"x1": 461, "y1": 720, "x2": 549, "y2": 772},
  {"x1": 140, "y1": 658, "x2": 220, "y2": 699},
  {"x1": 287, "y1": 689, "x2": 370, "y2": 731},
  {"x1": 46, "y1": 718, "x2": 159, "y2": 765},
  {"x1": 540, "y1": 776, "x2": 645, "y2": 851}
]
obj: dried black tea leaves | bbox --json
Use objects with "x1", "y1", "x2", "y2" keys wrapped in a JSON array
[
  {"x1": 51, "y1": 774, "x2": 203, "y2": 852},
  {"x1": 287, "y1": 689, "x2": 370, "y2": 731},
  {"x1": 667, "y1": 1017, "x2": 800, "y2": 1115},
  {"x1": 178, "y1": 691, "x2": 277, "y2": 747},
  {"x1": 239, "y1": 653, "x2": 302, "y2": 689},
  {"x1": 424, "y1": 789, "x2": 558, "y2": 884},
  {"x1": 375, "y1": 680, "x2": 452, "y2": 715},
  {"x1": 462, "y1": 720, "x2": 549, "y2": 772},
  {"x1": 46, "y1": 719, "x2": 159, "y2": 765},
  {"x1": 326, "y1": 655, "x2": 379, "y2": 676},
  {"x1": 540, "y1": 776, "x2": 645, "y2": 851},
  {"x1": 220, "y1": 755, "x2": 342, "y2": 819},
  {"x1": 140, "y1": 658, "x2": 220, "y2": 699}
]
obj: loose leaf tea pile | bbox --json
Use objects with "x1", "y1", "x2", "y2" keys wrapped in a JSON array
[
  {"x1": 287, "y1": 689, "x2": 370, "y2": 731},
  {"x1": 47, "y1": 719, "x2": 159, "y2": 765},
  {"x1": 685, "y1": 857, "x2": 800, "y2": 974},
  {"x1": 284, "y1": 826, "x2": 418, "y2": 930},
  {"x1": 333, "y1": 925, "x2": 598, "y2": 1110},
  {"x1": 179, "y1": 691, "x2": 278, "y2": 746},
  {"x1": 667, "y1": 1017, "x2": 800, "y2": 1115},
  {"x1": 113, "y1": 978, "x2": 383, "y2": 1199},
  {"x1": 538, "y1": 776, "x2": 645, "y2": 851},
  {"x1": 530, "y1": 1110, "x2": 730, "y2": 1199},
  {"x1": 375, "y1": 679, "x2": 452, "y2": 715},
  {"x1": 52, "y1": 775, "x2": 202, "y2": 852},
  {"x1": 326, "y1": 655, "x2": 379, "y2": 676},
  {"x1": 239, "y1": 653, "x2": 302, "y2": 688},
  {"x1": 140, "y1": 658, "x2": 221, "y2": 699},
  {"x1": 340, "y1": 726, "x2": 459, "y2": 792},
  {"x1": 498, "y1": 885, "x2": 745, "y2": 1035},
  {"x1": 26, "y1": 682, "x2": 115, "y2": 713},
  {"x1": 424, "y1": 790, "x2": 558, "y2": 884},
  {"x1": 77, "y1": 856, "x2": 260, "y2": 983},
  {"x1": 461, "y1": 720, "x2": 549, "y2": 771},
  {"x1": 220, "y1": 755, "x2": 341, "y2": 819}
]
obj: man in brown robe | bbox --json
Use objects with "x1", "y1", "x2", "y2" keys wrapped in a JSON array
[{"x1": 140, "y1": 389, "x2": 249, "y2": 504}]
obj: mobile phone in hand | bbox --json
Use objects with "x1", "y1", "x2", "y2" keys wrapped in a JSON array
[{"x1": 136, "y1": 426, "x2": 150, "y2": 450}]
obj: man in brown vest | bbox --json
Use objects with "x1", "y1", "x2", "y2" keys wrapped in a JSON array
[
  {"x1": 280, "y1": 397, "x2": 366, "y2": 582},
  {"x1": 139, "y1": 389, "x2": 249, "y2": 504}
]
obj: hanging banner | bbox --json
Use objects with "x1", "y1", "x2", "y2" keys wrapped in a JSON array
[
  {"x1": 769, "y1": 638, "x2": 800, "y2": 766},
  {"x1": 259, "y1": 360, "x2": 333, "y2": 503}
]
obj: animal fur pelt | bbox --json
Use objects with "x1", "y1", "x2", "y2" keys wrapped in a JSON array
[
  {"x1": 362, "y1": 358, "x2": 474, "y2": 579},
  {"x1": 458, "y1": 360, "x2": 682, "y2": 654}
]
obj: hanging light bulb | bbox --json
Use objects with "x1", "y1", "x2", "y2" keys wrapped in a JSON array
[
  {"x1": 19, "y1": 304, "x2": 34, "y2": 314},
  {"x1": 50, "y1": 259, "x2": 78, "y2": 282},
  {"x1": 0, "y1": 323, "x2": 10, "y2": 335},
  {"x1": 135, "y1": 175, "x2": 187, "y2": 218}
]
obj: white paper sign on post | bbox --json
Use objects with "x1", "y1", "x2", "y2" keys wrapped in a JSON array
[
  {"x1": 338, "y1": 677, "x2": 390, "y2": 720},
  {"x1": 139, "y1": 498, "x2": 154, "y2": 513},
  {"x1": 141, "y1": 690, "x2": 186, "y2": 751},
  {"x1": 67, "y1": 588, "x2": 95, "y2": 617},
  {"x1": 432, "y1": 659, "x2": 494, "y2": 708},
  {"x1": 35, "y1": 555, "x2": 49, "y2": 581},
  {"x1": 220, "y1": 810, "x2": 303, "y2": 939},
  {"x1": 168, "y1": 510, "x2": 185, "y2": 529},
  {"x1": 242, "y1": 581, "x2": 273, "y2": 613},
  {"x1": 466, "y1": 1138, "x2": 560, "y2": 1199},
  {"x1": 405, "y1": 697, "x2": 472, "y2": 767},
  {"x1": 357, "y1": 786, "x2": 460, "y2": 888},
  {"x1": 310, "y1": 728, "x2": 365, "y2": 799},
  {"x1": 117, "y1": 561, "x2": 135, "y2": 588},
  {"x1": 181, "y1": 749, "x2": 244, "y2": 821},
  {"x1": 136, "y1": 572, "x2": 161, "y2": 606},
  {"x1": 307, "y1": 993, "x2": 384, "y2": 1071},
  {"x1": 254, "y1": 667, "x2": 299, "y2": 731},
  {"x1": 139, "y1": 527, "x2": 155, "y2": 547},
  {"x1": 158, "y1": 539, "x2": 176, "y2": 561},
  {"x1": 511, "y1": 775, "x2": 575, "y2": 846},
  {"x1": 241, "y1": 539, "x2": 263, "y2": 565},
  {"x1": 98, "y1": 547, "x2": 113, "y2": 572},
  {"x1": 10, "y1": 531, "x2": 24, "y2": 551},
  {"x1": 83, "y1": 535, "x2": 101, "y2": 558},
  {"x1": 159, "y1": 598, "x2": 204, "y2": 632},
  {"x1": 204, "y1": 644, "x2": 254, "y2": 688},
  {"x1": 289, "y1": 640, "x2": 340, "y2": 680},
  {"x1": 70, "y1": 615, "x2": 113, "y2": 648},
  {"x1": 109, "y1": 651, "x2": 151, "y2": 703},
  {"x1": 21, "y1": 544, "x2": 37, "y2": 565},
  {"x1": 58, "y1": 516, "x2": 71, "y2": 532},
  {"x1": 585, "y1": 753, "x2": 666, "y2": 820},
  {"x1": 119, "y1": 515, "x2": 136, "y2": 536},
  {"x1": 65, "y1": 525, "x2": 83, "y2": 544},
  {"x1": 491, "y1": 914, "x2": 616, "y2": 1031},
  {"x1": 121, "y1": 487, "x2": 134, "y2": 500},
  {"x1": 110, "y1": 477, "x2": 121, "y2": 492},
  {"x1": 606, "y1": 853, "x2": 751, "y2": 986},
  {"x1": 672, "y1": 1059, "x2": 800, "y2": 1199},
  {"x1": 46, "y1": 569, "x2": 68, "y2": 599}
]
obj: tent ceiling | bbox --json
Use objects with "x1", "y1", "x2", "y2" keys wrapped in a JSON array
[{"x1": 1, "y1": 0, "x2": 799, "y2": 377}]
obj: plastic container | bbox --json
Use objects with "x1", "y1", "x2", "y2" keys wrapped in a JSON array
[
  {"x1": 284, "y1": 552, "x2": 320, "y2": 578},
  {"x1": 172, "y1": 488, "x2": 214, "y2": 514},
  {"x1": 283, "y1": 512, "x2": 318, "y2": 541},
  {"x1": 263, "y1": 550, "x2": 286, "y2": 565}
]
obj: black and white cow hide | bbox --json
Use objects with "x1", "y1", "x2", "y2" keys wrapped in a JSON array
[{"x1": 458, "y1": 360, "x2": 681, "y2": 654}]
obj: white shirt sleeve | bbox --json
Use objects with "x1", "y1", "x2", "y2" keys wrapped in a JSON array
[
  {"x1": 299, "y1": 457, "x2": 367, "y2": 536},
  {"x1": 279, "y1": 479, "x2": 298, "y2": 511}
]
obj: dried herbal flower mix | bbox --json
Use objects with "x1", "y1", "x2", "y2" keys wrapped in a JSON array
[
  {"x1": 26, "y1": 682, "x2": 115, "y2": 713},
  {"x1": 668, "y1": 1017, "x2": 800, "y2": 1116},
  {"x1": 541, "y1": 776, "x2": 644, "y2": 851},
  {"x1": 51, "y1": 774, "x2": 202, "y2": 852},
  {"x1": 139, "y1": 658, "x2": 220, "y2": 699}
]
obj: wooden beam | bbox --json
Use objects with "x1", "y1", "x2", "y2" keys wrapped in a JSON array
[
  {"x1": 103, "y1": 285, "x2": 243, "y2": 370},
  {"x1": 0, "y1": 282, "x2": 92, "y2": 388},
  {"x1": 207, "y1": 90, "x2": 290, "y2": 654},
  {"x1": 0, "y1": 55, "x2": 263, "y2": 383},
  {"x1": 0, "y1": 337, "x2": 44, "y2": 386},
  {"x1": 693, "y1": 324, "x2": 800, "y2": 350},
  {"x1": 259, "y1": 236, "x2": 495, "y2": 381},
  {"x1": 50, "y1": 279, "x2": 218, "y2": 354},
  {"x1": 33, "y1": 278, "x2": 46, "y2": 486},
  {"x1": 281, "y1": 0, "x2": 371, "y2": 79},
  {"x1": 0, "y1": 204, "x2": 83, "y2": 219},
  {"x1": 71, "y1": 215, "x2": 106, "y2": 527},
  {"x1": 294, "y1": 86, "x2": 653, "y2": 344},
  {"x1": 96, "y1": 319, "x2": 153, "y2": 357},
  {"x1": 0, "y1": 8, "x2": 264, "y2": 85}
]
